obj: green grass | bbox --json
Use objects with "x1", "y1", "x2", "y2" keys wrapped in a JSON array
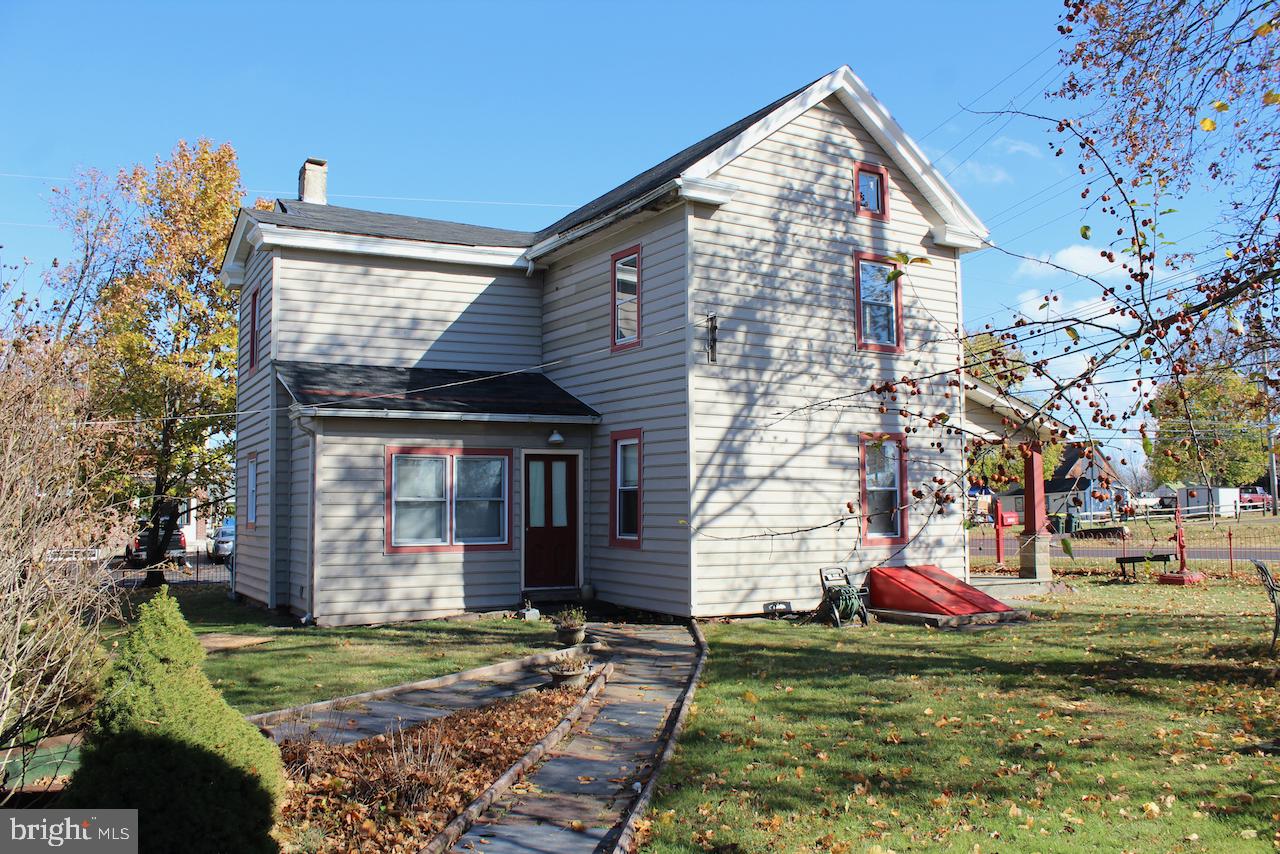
[
  {"x1": 646, "y1": 580, "x2": 1280, "y2": 852},
  {"x1": 115, "y1": 587, "x2": 554, "y2": 715}
]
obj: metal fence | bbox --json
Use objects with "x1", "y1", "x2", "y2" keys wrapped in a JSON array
[{"x1": 108, "y1": 548, "x2": 232, "y2": 588}]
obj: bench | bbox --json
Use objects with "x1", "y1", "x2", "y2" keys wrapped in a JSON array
[
  {"x1": 1115, "y1": 553, "x2": 1172, "y2": 581},
  {"x1": 1252, "y1": 560, "x2": 1280, "y2": 656}
]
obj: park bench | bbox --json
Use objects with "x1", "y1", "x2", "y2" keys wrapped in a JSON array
[
  {"x1": 815, "y1": 566, "x2": 869, "y2": 628},
  {"x1": 1251, "y1": 560, "x2": 1280, "y2": 657},
  {"x1": 1114, "y1": 552, "x2": 1172, "y2": 582}
]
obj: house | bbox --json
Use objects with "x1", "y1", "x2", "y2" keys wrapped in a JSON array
[
  {"x1": 997, "y1": 442, "x2": 1128, "y2": 521},
  {"x1": 219, "y1": 66, "x2": 997, "y2": 626}
]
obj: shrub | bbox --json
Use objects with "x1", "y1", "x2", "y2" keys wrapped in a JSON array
[
  {"x1": 64, "y1": 587, "x2": 283, "y2": 853},
  {"x1": 554, "y1": 605, "x2": 586, "y2": 629}
]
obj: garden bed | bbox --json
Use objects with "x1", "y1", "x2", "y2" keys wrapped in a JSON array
[{"x1": 275, "y1": 686, "x2": 585, "y2": 853}]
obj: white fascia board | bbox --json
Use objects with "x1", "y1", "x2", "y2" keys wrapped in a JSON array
[
  {"x1": 963, "y1": 378, "x2": 1068, "y2": 439},
  {"x1": 218, "y1": 212, "x2": 260, "y2": 289},
  {"x1": 251, "y1": 222, "x2": 529, "y2": 269},
  {"x1": 682, "y1": 66, "x2": 989, "y2": 246},
  {"x1": 675, "y1": 176, "x2": 740, "y2": 206},
  {"x1": 293, "y1": 406, "x2": 601, "y2": 425},
  {"x1": 526, "y1": 179, "x2": 681, "y2": 262}
]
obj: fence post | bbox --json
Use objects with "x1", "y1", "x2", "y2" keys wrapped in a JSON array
[
  {"x1": 994, "y1": 499, "x2": 1005, "y2": 566},
  {"x1": 1228, "y1": 528, "x2": 1234, "y2": 578}
]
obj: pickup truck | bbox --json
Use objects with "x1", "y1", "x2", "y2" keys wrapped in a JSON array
[
  {"x1": 124, "y1": 522, "x2": 187, "y2": 568},
  {"x1": 1239, "y1": 486, "x2": 1275, "y2": 511}
]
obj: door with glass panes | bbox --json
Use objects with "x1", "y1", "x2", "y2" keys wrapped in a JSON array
[{"x1": 523, "y1": 454, "x2": 578, "y2": 588}]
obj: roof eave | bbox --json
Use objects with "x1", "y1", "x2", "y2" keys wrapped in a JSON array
[
  {"x1": 248, "y1": 221, "x2": 530, "y2": 270},
  {"x1": 291, "y1": 406, "x2": 601, "y2": 425}
]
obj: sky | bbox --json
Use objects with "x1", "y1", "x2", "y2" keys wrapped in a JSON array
[{"x1": 0, "y1": 0, "x2": 1229, "y2": 459}]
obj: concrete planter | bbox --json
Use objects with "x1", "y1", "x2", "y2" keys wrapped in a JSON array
[{"x1": 555, "y1": 625, "x2": 586, "y2": 646}]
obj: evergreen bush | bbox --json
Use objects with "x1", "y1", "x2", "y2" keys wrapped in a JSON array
[{"x1": 64, "y1": 587, "x2": 283, "y2": 853}]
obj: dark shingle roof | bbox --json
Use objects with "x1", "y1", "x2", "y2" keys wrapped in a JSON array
[
  {"x1": 243, "y1": 75, "x2": 820, "y2": 251},
  {"x1": 276, "y1": 361, "x2": 599, "y2": 419},
  {"x1": 248, "y1": 201, "x2": 539, "y2": 247}
]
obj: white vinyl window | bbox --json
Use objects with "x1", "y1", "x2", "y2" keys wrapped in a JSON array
[
  {"x1": 246, "y1": 457, "x2": 258, "y2": 525},
  {"x1": 858, "y1": 259, "x2": 899, "y2": 347},
  {"x1": 864, "y1": 440, "x2": 903, "y2": 539},
  {"x1": 613, "y1": 250, "x2": 640, "y2": 346},
  {"x1": 389, "y1": 452, "x2": 509, "y2": 548},
  {"x1": 454, "y1": 456, "x2": 507, "y2": 544},
  {"x1": 391, "y1": 455, "x2": 447, "y2": 546},
  {"x1": 615, "y1": 438, "x2": 640, "y2": 539}
]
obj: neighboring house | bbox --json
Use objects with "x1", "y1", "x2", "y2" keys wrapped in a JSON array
[
  {"x1": 998, "y1": 443, "x2": 1129, "y2": 520},
  {"x1": 219, "y1": 66, "x2": 992, "y2": 626}
]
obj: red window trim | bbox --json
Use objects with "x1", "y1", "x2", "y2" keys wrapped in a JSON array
[
  {"x1": 384, "y1": 446, "x2": 515, "y2": 554},
  {"x1": 610, "y1": 245, "x2": 642, "y2": 353},
  {"x1": 853, "y1": 161, "x2": 890, "y2": 222},
  {"x1": 853, "y1": 251, "x2": 905, "y2": 354},
  {"x1": 860, "y1": 433, "x2": 909, "y2": 546},
  {"x1": 246, "y1": 289, "x2": 260, "y2": 374},
  {"x1": 609, "y1": 429, "x2": 643, "y2": 548}
]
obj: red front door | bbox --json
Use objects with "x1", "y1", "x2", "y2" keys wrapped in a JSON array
[{"x1": 524, "y1": 454, "x2": 578, "y2": 588}]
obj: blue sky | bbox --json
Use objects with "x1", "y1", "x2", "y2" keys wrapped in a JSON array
[{"x1": 0, "y1": 0, "x2": 1224, "y2": 442}]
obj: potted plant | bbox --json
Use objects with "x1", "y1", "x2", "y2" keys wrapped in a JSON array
[
  {"x1": 553, "y1": 606, "x2": 587, "y2": 646},
  {"x1": 546, "y1": 652, "x2": 590, "y2": 689}
]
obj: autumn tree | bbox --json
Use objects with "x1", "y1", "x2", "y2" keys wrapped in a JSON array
[
  {"x1": 61, "y1": 140, "x2": 242, "y2": 583},
  {"x1": 1149, "y1": 367, "x2": 1269, "y2": 486}
]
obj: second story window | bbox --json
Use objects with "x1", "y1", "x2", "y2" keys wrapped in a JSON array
[
  {"x1": 855, "y1": 253, "x2": 903, "y2": 353},
  {"x1": 247, "y1": 290, "x2": 260, "y2": 372},
  {"x1": 854, "y1": 162, "x2": 889, "y2": 220},
  {"x1": 611, "y1": 246, "x2": 641, "y2": 351}
]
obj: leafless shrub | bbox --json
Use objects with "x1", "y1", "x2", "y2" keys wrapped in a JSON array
[{"x1": 0, "y1": 324, "x2": 125, "y2": 801}]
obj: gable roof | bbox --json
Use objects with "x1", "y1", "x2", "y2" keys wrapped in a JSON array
[
  {"x1": 223, "y1": 65, "x2": 988, "y2": 280},
  {"x1": 1052, "y1": 443, "x2": 1121, "y2": 483},
  {"x1": 276, "y1": 360, "x2": 599, "y2": 422}
]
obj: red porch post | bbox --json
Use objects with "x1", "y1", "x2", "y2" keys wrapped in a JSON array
[{"x1": 1019, "y1": 441, "x2": 1052, "y2": 580}]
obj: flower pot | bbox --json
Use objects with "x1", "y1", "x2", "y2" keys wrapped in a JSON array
[
  {"x1": 556, "y1": 625, "x2": 586, "y2": 646},
  {"x1": 549, "y1": 668, "x2": 588, "y2": 689}
]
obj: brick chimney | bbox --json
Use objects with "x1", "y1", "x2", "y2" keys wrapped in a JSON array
[{"x1": 298, "y1": 158, "x2": 327, "y2": 205}]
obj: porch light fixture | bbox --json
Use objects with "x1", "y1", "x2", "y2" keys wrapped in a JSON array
[{"x1": 547, "y1": 430, "x2": 565, "y2": 446}]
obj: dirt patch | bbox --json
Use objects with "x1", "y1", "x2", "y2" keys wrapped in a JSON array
[
  {"x1": 275, "y1": 686, "x2": 584, "y2": 853},
  {"x1": 199, "y1": 633, "x2": 272, "y2": 652}
]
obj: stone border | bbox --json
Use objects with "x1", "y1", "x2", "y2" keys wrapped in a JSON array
[
  {"x1": 610, "y1": 620, "x2": 709, "y2": 854},
  {"x1": 422, "y1": 661, "x2": 615, "y2": 854},
  {"x1": 247, "y1": 639, "x2": 606, "y2": 728}
]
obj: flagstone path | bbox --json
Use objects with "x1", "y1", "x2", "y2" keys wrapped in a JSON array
[{"x1": 453, "y1": 622, "x2": 698, "y2": 853}]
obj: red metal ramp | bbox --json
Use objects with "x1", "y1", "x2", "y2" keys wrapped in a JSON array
[{"x1": 869, "y1": 565, "x2": 1012, "y2": 616}]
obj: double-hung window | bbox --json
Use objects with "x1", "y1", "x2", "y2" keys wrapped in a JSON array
[
  {"x1": 853, "y1": 161, "x2": 889, "y2": 220},
  {"x1": 611, "y1": 246, "x2": 641, "y2": 351},
  {"x1": 386, "y1": 448, "x2": 511, "y2": 552},
  {"x1": 247, "y1": 289, "x2": 260, "y2": 373},
  {"x1": 855, "y1": 253, "x2": 903, "y2": 353},
  {"x1": 610, "y1": 430, "x2": 642, "y2": 547},
  {"x1": 861, "y1": 434, "x2": 907, "y2": 545}
]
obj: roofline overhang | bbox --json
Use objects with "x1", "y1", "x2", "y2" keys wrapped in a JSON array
[
  {"x1": 219, "y1": 214, "x2": 530, "y2": 286},
  {"x1": 963, "y1": 375, "x2": 1070, "y2": 440},
  {"x1": 291, "y1": 406, "x2": 601, "y2": 425},
  {"x1": 682, "y1": 65, "x2": 990, "y2": 252}
]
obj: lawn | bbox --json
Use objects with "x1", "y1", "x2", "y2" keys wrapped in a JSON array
[
  {"x1": 645, "y1": 579, "x2": 1280, "y2": 852},
  {"x1": 117, "y1": 587, "x2": 555, "y2": 715}
]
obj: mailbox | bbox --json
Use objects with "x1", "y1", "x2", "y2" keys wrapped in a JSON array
[{"x1": 998, "y1": 511, "x2": 1020, "y2": 528}]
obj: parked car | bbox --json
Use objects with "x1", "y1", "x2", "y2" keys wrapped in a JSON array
[
  {"x1": 206, "y1": 518, "x2": 235, "y2": 564},
  {"x1": 124, "y1": 520, "x2": 187, "y2": 568},
  {"x1": 1239, "y1": 486, "x2": 1275, "y2": 511}
]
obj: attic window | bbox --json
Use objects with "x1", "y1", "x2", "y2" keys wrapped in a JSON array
[
  {"x1": 611, "y1": 246, "x2": 641, "y2": 352},
  {"x1": 854, "y1": 162, "x2": 889, "y2": 221}
]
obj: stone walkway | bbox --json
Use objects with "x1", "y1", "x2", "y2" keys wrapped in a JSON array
[{"x1": 454, "y1": 623, "x2": 697, "y2": 853}]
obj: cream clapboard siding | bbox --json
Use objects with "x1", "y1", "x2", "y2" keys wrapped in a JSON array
[
  {"x1": 234, "y1": 248, "x2": 276, "y2": 605},
  {"x1": 688, "y1": 95, "x2": 968, "y2": 616},
  {"x1": 273, "y1": 249, "x2": 541, "y2": 370},
  {"x1": 311, "y1": 419, "x2": 591, "y2": 627},
  {"x1": 542, "y1": 207, "x2": 692, "y2": 616}
]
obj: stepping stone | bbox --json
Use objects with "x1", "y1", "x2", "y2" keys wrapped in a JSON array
[
  {"x1": 199, "y1": 633, "x2": 272, "y2": 652},
  {"x1": 453, "y1": 820, "x2": 610, "y2": 853},
  {"x1": 502, "y1": 792, "x2": 616, "y2": 827},
  {"x1": 526, "y1": 755, "x2": 637, "y2": 797}
]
